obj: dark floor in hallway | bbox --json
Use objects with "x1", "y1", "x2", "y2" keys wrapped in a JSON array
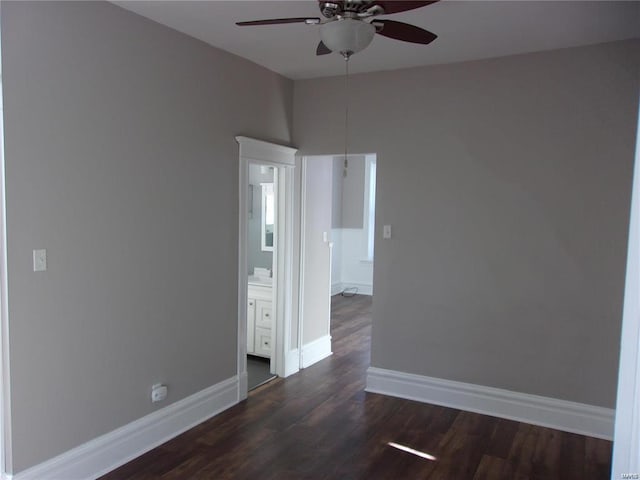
[
  {"x1": 247, "y1": 355, "x2": 275, "y2": 391},
  {"x1": 101, "y1": 294, "x2": 611, "y2": 479}
]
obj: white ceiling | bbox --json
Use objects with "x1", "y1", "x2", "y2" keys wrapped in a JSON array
[{"x1": 114, "y1": 1, "x2": 640, "y2": 80}]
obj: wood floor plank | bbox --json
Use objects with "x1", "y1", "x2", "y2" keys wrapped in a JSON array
[
  {"x1": 557, "y1": 432, "x2": 586, "y2": 480},
  {"x1": 472, "y1": 455, "x2": 507, "y2": 480},
  {"x1": 585, "y1": 436, "x2": 613, "y2": 479},
  {"x1": 502, "y1": 424, "x2": 540, "y2": 478},
  {"x1": 529, "y1": 426, "x2": 562, "y2": 479},
  {"x1": 101, "y1": 294, "x2": 612, "y2": 480},
  {"x1": 484, "y1": 417, "x2": 520, "y2": 459}
]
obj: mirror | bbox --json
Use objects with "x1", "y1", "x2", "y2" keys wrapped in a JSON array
[{"x1": 261, "y1": 182, "x2": 274, "y2": 251}]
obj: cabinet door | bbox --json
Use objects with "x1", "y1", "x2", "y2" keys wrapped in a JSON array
[
  {"x1": 247, "y1": 298, "x2": 256, "y2": 354},
  {"x1": 256, "y1": 299, "x2": 272, "y2": 329},
  {"x1": 255, "y1": 327, "x2": 272, "y2": 357}
]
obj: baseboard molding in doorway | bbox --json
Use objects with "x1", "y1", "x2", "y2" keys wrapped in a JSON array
[
  {"x1": 333, "y1": 282, "x2": 372, "y2": 296},
  {"x1": 301, "y1": 335, "x2": 332, "y2": 368}
]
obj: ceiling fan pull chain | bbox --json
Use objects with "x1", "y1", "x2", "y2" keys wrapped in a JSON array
[{"x1": 343, "y1": 57, "x2": 350, "y2": 178}]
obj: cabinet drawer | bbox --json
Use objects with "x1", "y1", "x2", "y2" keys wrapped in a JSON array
[
  {"x1": 254, "y1": 327, "x2": 272, "y2": 358},
  {"x1": 256, "y1": 300, "x2": 272, "y2": 328}
]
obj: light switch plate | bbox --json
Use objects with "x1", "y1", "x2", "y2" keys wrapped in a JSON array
[
  {"x1": 33, "y1": 249, "x2": 47, "y2": 272},
  {"x1": 383, "y1": 225, "x2": 392, "y2": 239}
]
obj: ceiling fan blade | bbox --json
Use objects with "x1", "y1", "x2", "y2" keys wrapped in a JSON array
[
  {"x1": 373, "y1": 1, "x2": 438, "y2": 14},
  {"x1": 236, "y1": 17, "x2": 320, "y2": 26},
  {"x1": 373, "y1": 20, "x2": 437, "y2": 45},
  {"x1": 316, "y1": 41, "x2": 332, "y2": 55}
]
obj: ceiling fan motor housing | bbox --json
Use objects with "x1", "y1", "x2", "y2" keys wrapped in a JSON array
[
  {"x1": 320, "y1": 18, "x2": 375, "y2": 56},
  {"x1": 320, "y1": 2, "x2": 340, "y2": 18},
  {"x1": 237, "y1": 1, "x2": 439, "y2": 57},
  {"x1": 320, "y1": 1, "x2": 375, "y2": 17}
]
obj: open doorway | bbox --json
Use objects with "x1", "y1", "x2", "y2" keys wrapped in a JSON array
[
  {"x1": 299, "y1": 153, "x2": 376, "y2": 369},
  {"x1": 330, "y1": 154, "x2": 376, "y2": 297},
  {"x1": 236, "y1": 137, "x2": 297, "y2": 401},
  {"x1": 246, "y1": 165, "x2": 277, "y2": 390}
]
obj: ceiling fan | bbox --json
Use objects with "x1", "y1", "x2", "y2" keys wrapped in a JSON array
[{"x1": 236, "y1": 1, "x2": 439, "y2": 59}]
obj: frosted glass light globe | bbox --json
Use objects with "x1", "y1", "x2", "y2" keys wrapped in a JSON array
[{"x1": 320, "y1": 18, "x2": 375, "y2": 56}]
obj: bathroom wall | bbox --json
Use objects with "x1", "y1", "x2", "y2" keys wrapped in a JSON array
[{"x1": 248, "y1": 164, "x2": 274, "y2": 275}]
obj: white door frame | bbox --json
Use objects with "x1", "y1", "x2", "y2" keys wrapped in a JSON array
[
  {"x1": 297, "y1": 155, "x2": 335, "y2": 369},
  {"x1": 611, "y1": 107, "x2": 640, "y2": 478},
  {"x1": 0, "y1": 1, "x2": 10, "y2": 471},
  {"x1": 236, "y1": 137, "x2": 297, "y2": 400}
]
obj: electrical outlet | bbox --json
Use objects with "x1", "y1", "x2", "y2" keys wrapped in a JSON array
[
  {"x1": 151, "y1": 383, "x2": 168, "y2": 403},
  {"x1": 383, "y1": 225, "x2": 392, "y2": 239}
]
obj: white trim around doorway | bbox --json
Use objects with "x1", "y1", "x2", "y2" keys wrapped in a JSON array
[
  {"x1": 236, "y1": 137, "x2": 298, "y2": 401},
  {"x1": 611, "y1": 105, "x2": 640, "y2": 477},
  {"x1": 0, "y1": 2, "x2": 11, "y2": 472}
]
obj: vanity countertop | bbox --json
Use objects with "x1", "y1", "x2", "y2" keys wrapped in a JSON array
[{"x1": 248, "y1": 276, "x2": 272, "y2": 287}]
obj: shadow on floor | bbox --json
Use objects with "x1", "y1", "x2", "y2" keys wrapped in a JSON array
[{"x1": 247, "y1": 355, "x2": 276, "y2": 391}]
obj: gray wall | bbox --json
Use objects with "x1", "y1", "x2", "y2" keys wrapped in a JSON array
[
  {"x1": 331, "y1": 155, "x2": 366, "y2": 228},
  {"x1": 340, "y1": 155, "x2": 366, "y2": 228},
  {"x1": 293, "y1": 40, "x2": 640, "y2": 409},
  {"x1": 1, "y1": 1, "x2": 292, "y2": 473}
]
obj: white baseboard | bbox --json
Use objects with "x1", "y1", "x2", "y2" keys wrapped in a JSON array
[
  {"x1": 12, "y1": 376, "x2": 239, "y2": 480},
  {"x1": 337, "y1": 282, "x2": 372, "y2": 296},
  {"x1": 238, "y1": 371, "x2": 248, "y2": 401},
  {"x1": 331, "y1": 282, "x2": 344, "y2": 296},
  {"x1": 366, "y1": 367, "x2": 614, "y2": 440},
  {"x1": 284, "y1": 348, "x2": 300, "y2": 377},
  {"x1": 301, "y1": 335, "x2": 332, "y2": 368}
]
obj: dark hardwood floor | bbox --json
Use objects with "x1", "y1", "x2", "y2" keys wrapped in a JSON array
[{"x1": 101, "y1": 294, "x2": 612, "y2": 479}]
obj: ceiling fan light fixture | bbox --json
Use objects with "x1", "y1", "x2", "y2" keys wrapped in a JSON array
[{"x1": 320, "y1": 18, "x2": 375, "y2": 57}]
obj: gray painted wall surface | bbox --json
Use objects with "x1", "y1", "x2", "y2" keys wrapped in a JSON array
[
  {"x1": 340, "y1": 155, "x2": 366, "y2": 228},
  {"x1": 331, "y1": 155, "x2": 366, "y2": 228},
  {"x1": 2, "y1": 1, "x2": 292, "y2": 473},
  {"x1": 293, "y1": 40, "x2": 640, "y2": 408}
]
